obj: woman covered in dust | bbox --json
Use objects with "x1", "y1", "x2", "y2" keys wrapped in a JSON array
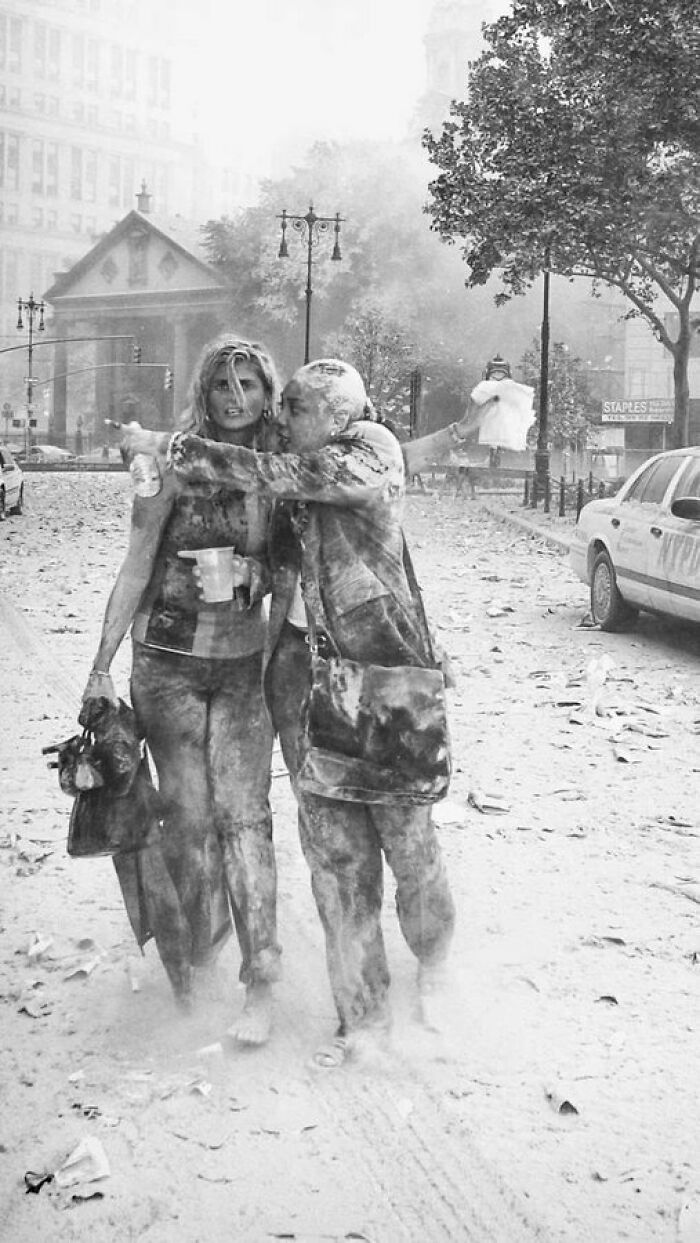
[{"x1": 80, "y1": 336, "x2": 281, "y2": 1044}]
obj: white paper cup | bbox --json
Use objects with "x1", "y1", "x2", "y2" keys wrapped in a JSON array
[{"x1": 178, "y1": 547, "x2": 236, "y2": 602}]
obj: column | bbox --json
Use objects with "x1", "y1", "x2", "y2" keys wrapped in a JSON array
[
  {"x1": 172, "y1": 314, "x2": 189, "y2": 426},
  {"x1": 52, "y1": 331, "x2": 68, "y2": 447}
]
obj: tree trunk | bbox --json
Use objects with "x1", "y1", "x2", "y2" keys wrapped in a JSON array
[{"x1": 672, "y1": 314, "x2": 691, "y2": 448}]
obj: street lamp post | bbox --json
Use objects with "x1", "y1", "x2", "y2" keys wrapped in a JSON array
[
  {"x1": 534, "y1": 246, "x2": 552, "y2": 504},
  {"x1": 16, "y1": 292, "x2": 45, "y2": 448},
  {"x1": 277, "y1": 205, "x2": 343, "y2": 364}
]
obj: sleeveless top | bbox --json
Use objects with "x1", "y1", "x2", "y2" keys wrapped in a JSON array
[{"x1": 132, "y1": 480, "x2": 270, "y2": 660}]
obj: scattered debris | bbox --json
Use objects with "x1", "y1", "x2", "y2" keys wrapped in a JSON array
[
  {"x1": 54, "y1": 1136, "x2": 110, "y2": 1188},
  {"x1": 468, "y1": 789, "x2": 511, "y2": 815},
  {"x1": 651, "y1": 881, "x2": 700, "y2": 908},
  {"x1": 544, "y1": 1086, "x2": 579, "y2": 1116},
  {"x1": 64, "y1": 956, "x2": 102, "y2": 981},
  {"x1": 613, "y1": 745, "x2": 644, "y2": 764},
  {"x1": 24, "y1": 1169, "x2": 54, "y2": 1194},
  {"x1": 27, "y1": 936, "x2": 53, "y2": 962}
]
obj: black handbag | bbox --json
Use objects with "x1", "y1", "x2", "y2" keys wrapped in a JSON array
[
  {"x1": 297, "y1": 538, "x2": 451, "y2": 806},
  {"x1": 67, "y1": 750, "x2": 161, "y2": 858},
  {"x1": 44, "y1": 705, "x2": 161, "y2": 858}
]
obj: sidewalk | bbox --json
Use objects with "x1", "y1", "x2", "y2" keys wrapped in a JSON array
[{"x1": 479, "y1": 496, "x2": 577, "y2": 553}]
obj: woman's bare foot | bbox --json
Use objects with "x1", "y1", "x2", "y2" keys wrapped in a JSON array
[{"x1": 228, "y1": 982, "x2": 273, "y2": 1046}]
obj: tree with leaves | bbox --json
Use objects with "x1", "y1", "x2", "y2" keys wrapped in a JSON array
[
  {"x1": 323, "y1": 301, "x2": 418, "y2": 423},
  {"x1": 424, "y1": 0, "x2": 700, "y2": 446},
  {"x1": 200, "y1": 139, "x2": 550, "y2": 427},
  {"x1": 520, "y1": 339, "x2": 595, "y2": 450}
]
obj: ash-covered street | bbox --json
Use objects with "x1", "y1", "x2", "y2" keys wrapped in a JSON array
[{"x1": 1, "y1": 474, "x2": 699, "y2": 1242}]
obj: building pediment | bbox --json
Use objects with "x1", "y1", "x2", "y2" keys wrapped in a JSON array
[{"x1": 45, "y1": 210, "x2": 227, "y2": 303}]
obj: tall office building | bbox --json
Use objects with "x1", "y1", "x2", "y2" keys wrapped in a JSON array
[{"x1": 0, "y1": 0, "x2": 227, "y2": 413}]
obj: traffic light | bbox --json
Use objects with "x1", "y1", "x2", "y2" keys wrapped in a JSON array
[
  {"x1": 164, "y1": 367, "x2": 173, "y2": 390},
  {"x1": 132, "y1": 342, "x2": 142, "y2": 364}
]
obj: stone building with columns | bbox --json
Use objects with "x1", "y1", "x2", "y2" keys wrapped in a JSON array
[{"x1": 42, "y1": 186, "x2": 231, "y2": 448}]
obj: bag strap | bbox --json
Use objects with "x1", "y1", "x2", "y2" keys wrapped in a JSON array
[{"x1": 401, "y1": 536, "x2": 438, "y2": 666}]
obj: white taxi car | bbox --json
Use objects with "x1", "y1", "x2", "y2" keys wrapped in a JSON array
[
  {"x1": 0, "y1": 443, "x2": 24, "y2": 518},
  {"x1": 570, "y1": 447, "x2": 700, "y2": 630}
]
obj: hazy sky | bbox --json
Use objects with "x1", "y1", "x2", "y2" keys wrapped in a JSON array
[{"x1": 180, "y1": 0, "x2": 437, "y2": 172}]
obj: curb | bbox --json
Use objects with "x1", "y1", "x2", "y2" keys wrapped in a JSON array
[{"x1": 479, "y1": 502, "x2": 575, "y2": 554}]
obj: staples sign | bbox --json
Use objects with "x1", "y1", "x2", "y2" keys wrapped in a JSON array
[{"x1": 601, "y1": 398, "x2": 674, "y2": 423}]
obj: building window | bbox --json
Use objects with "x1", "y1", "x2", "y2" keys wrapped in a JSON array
[
  {"x1": 85, "y1": 215, "x2": 96, "y2": 235},
  {"x1": 0, "y1": 15, "x2": 23, "y2": 73},
  {"x1": 160, "y1": 58, "x2": 171, "y2": 110},
  {"x1": 32, "y1": 139, "x2": 44, "y2": 193},
  {"x1": 108, "y1": 155, "x2": 120, "y2": 207},
  {"x1": 5, "y1": 251, "x2": 17, "y2": 297},
  {"x1": 0, "y1": 131, "x2": 20, "y2": 191},
  {"x1": 128, "y1": 226, "x2": 148, "y2": 286},
  {"x1": 46, "y1": 209, "x2": 57, "y2": 230},
  {"x1": 35, "y1": 93, "x2": 46, "y2": 113},
  {"x1": 110, "y1": 43, "x2": 123, "y2": 98},
  {"x1": 32, "y1": 207, "x2": 44, "y2": 230},
  {"x1": 84, "y1": 149, "x2": 97, "y2": 202},
  {"x1": 34, "y1": 23, "x2": 47, "y2": 77},
  {"x1": 125, "y1": 48, "x2": 137, "y2": 100},
  {"x1": 86, "y1": 38, "x2": 99, "y2": 92},
  {"x1": 72, "y1": 102, "x2": 84, "y2": 123},
  {"x1": 72, "y1": 33, "x2": 84, "y2": 87},
  {"x1": 48, "y1": 27, "x2": 61, "y2": 80},
  {"x1": 71, "y1": 146, "x2": 83, "y2": 199},
  {"x1": 48, "y1": 96, "x2": 59, "y2": 116},
  {"x1": 148, "y1": 56, "x2": 158, "y2": 108},
  {"x1": 71, "y1": 213, "x2": 82, "y2": 233},
  {"x1": 8, "y1": 86, "x2": 20, "y2": 108},
  {"x1": 86, "y1": 105, "x2": 98, "y2": 126},
  {"x1": 5, "y1": 201, "x2": 17, "y2": 224},
  {"x1": 46, "y1": 142, "x2": 58, "y2": 196},
  {"x1": 122, "y1": 158, "x2": 134, "y2": 209}
]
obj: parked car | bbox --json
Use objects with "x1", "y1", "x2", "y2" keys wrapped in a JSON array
[
  {"x1": 21, "y1": 443, "x2": 76, "y2": 463},
  {"x1": 570, "y1": 447, "x2": 700, "y2": 630},
  {"x1": 0, "y1": 443, "x2": 24, "y2": 517}
]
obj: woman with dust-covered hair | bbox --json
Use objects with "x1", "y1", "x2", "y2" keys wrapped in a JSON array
[
  {"x1": 80, "y1": 335, "x2": 282, "y2": 1042},
  {"x1": 121, "y1": 358, "x2": 457, "y2": 1069}
]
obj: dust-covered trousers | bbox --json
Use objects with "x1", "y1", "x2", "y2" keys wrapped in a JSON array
[
  {"x1": 267, "y1": 621, "x2": 455, "y2": 1035},
  {"x1": 130, "y1": 642, "x2": 280, "y2": 996}
]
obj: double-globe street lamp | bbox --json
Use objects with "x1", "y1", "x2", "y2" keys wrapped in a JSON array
[
  {"x1": 16, "y1": 293, "x2": 45, "y2": 447},
  {"x1": 277, "y1": 205, "x2": 343, "y2": 364}
]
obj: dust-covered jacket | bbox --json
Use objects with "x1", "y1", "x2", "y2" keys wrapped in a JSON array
[{"x1": 168, "y1": 420, "x2": 436, "y2": 679}]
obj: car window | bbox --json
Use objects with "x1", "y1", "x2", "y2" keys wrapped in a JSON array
[
  {"x1": 622, "y1": 456, "x2": 683, "y2": 505},
  {"x1": 673, "y1": 458, "x2": 700, "y2": 500}
]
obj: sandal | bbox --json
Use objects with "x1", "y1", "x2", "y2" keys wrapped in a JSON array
[{"x1": 309, "y1": 1035, "x2": 349, "y2": 1071}]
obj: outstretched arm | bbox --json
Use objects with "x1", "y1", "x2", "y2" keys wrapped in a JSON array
[
  {"x1": 125, "y1": 423, "x2": 405, "y2": 509},
  {"x1": 401, "y1": 395, "x2": 499, "y2": 476}
]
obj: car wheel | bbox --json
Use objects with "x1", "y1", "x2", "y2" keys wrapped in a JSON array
[
  {"x1": 0, "y1": 487, "x2": 5, "y2": 521},
  {"x1": 591, "y1": 550, "x2": 638, "y2": 631},
  {"x1": 10, "y1": 483, "x2": 23, "y2": 515}
]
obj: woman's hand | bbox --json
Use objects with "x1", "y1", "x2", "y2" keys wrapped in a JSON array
[
  {"x1": 190, "y1": 553, "x2": 253, "y2": 607},
  {"x1": 79, "y1": 669, "x2": 119, "y2": 727},
  {"x1": 120, "y1": 422, "x2": 170, "y2": 459},
  {"x1": 452, "y1": 394, "x2": 499, "y2": 441}
]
